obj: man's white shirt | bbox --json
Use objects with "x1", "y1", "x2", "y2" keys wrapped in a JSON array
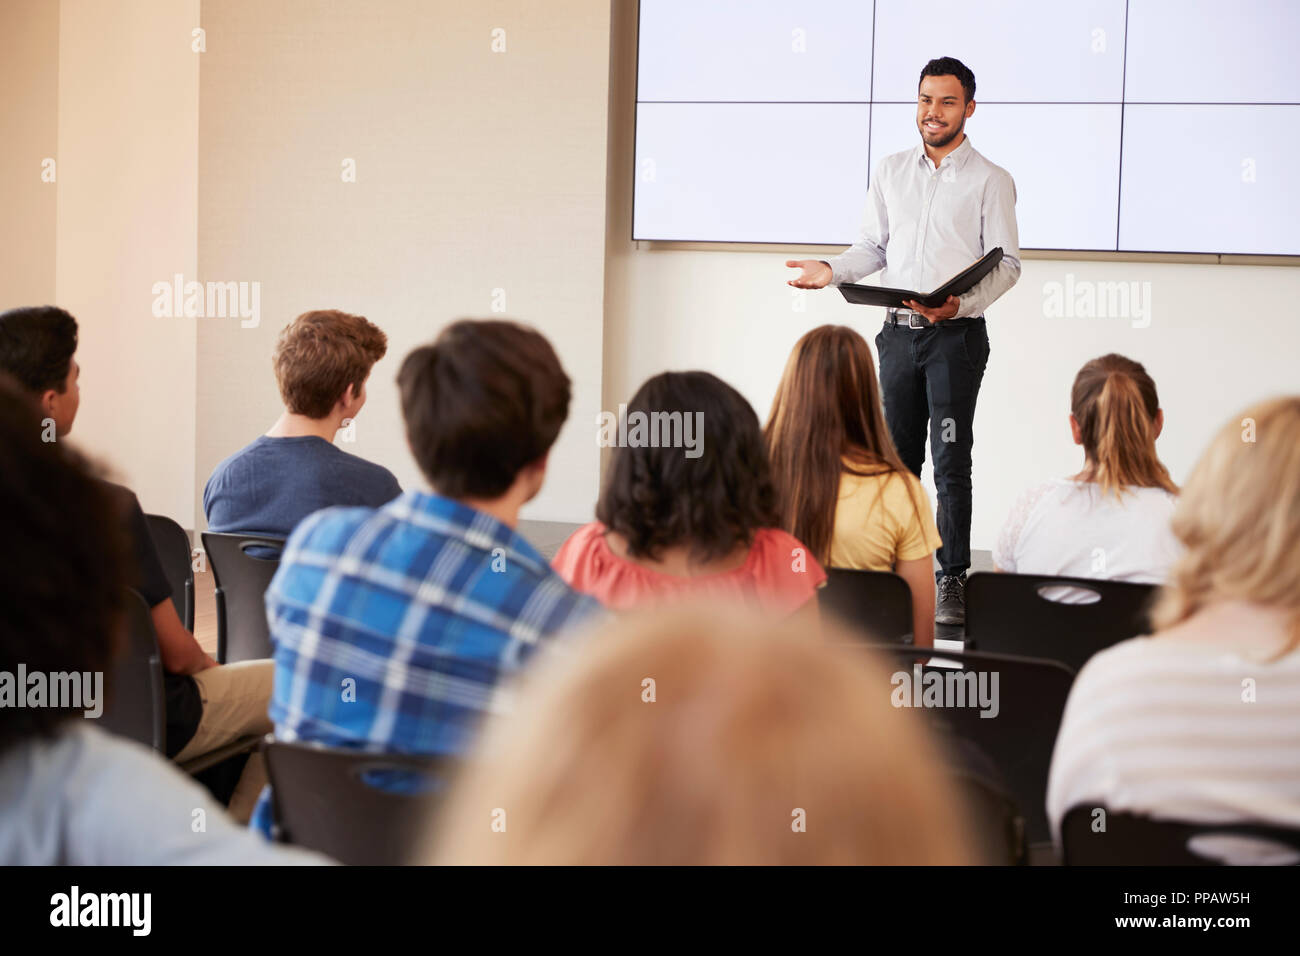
[{"x1": 823, "y1": 136, "x2": 1021, "y2": 318}]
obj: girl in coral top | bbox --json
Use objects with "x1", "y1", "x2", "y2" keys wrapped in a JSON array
[{"x1": 553, "y1": 371, "x2": 825, "y2": 627}]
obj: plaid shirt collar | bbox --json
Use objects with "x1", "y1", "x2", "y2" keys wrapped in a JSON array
[{"x1": 385, "y1": 489, "x2": 550, "y2": 576}]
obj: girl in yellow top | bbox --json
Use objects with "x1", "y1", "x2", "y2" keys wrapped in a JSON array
[{"x1": 766, "y1": 325, "x2": 942, "y2": 647}]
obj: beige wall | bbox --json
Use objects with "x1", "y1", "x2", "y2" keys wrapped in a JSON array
[
  {"x1": 55, "y1": 0, "x2": 200, "y2": 523},
  {"x1": 0, "y1": 0, "x2": 59, "y2": 307},
  {"x1": 602, "y1": 3, "x2": 1300, "y2": 552},
  {"x1": 195, "y1": 0, "x2": 611, "y2": 526}
]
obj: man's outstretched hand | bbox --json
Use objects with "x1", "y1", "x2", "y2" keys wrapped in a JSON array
[
  {"x1": 786, "y1": 259, "x2": 833, "y2": 289},
  {"x1": 903, "y1": 296, "x2": 961, "y2": 323}
]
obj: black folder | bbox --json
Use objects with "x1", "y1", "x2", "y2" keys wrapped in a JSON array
[{"x1": 836, "y1": 247, "x2": 1004, "y2": 309}]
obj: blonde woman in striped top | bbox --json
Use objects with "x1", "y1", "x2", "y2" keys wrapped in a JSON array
[{"x1": 1047, "y1": 396, "x2": 1300, "y2": 864}]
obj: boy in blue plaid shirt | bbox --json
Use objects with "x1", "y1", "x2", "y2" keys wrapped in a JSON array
[{"x1": 251, "y1": 319, "x2": 601, "y2": 837}]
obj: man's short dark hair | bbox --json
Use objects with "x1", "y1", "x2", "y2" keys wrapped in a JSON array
[
  {"x1": 397, "y1": 319, "x2": 571, "y2": 499},
  {"x1": 919, "y1": 56, "x2": 976, "y2": 103},
  {"x1": 596, "y1": 371, "x2": 781, "y2": 563},
  {"x1": 0, "y1": 373, "x2": 127, "y2": 757},
  {"x1": 0, "y1": 305, "x2": 79, "y2": 394}
]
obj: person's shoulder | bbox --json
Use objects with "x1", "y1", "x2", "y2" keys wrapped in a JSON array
[
  {"x1": 329, "y1": 446, "x2": 402, "y2": 493},
  {"x1": 97, "y1": 478, "x2": 141, "y2": 512},
  {"x1": 965, "y1": 142, "x2": 1015, "y2": 183},
  {"x1": 753, "y1": 528, "x2": 825, "y2": 576},
  {"x1": 284, "y1": 500, "x2": 387, "y2": 553},
  {"x1": 877, "y1": 145, "x2": 921, "y2": 173},
  {"x1": 551, "y1": 522, "x2": 608, "y2": 574},
  {"x1": 208, "y1": 437, "x2": 273, "y2": 478}
]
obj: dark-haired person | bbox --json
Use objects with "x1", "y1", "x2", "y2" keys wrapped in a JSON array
[
  {"x1": 204, "y1": 309, "x2": 401, "y2": 540},
  {"x1": 993, "y1": 355, "x2": 1180, "y2": 587},
  {"x1": 766, "y1": 326, "x2": 940, "y2": 647},
  {"x1": 786, "y1": 56, "x2": 1021, "y2": 625},
  {"x1": 553, "y1": 371, "x2": 826, "y2": 624},
  {"x1": 0, "y1": 306, "x2": 274, "y2": 819},
  {"x1": 0, "y1": 373, "x2": 325, "y2": 864},
  {"x1": 250, "y1": 319, "x2": 600, "y2": 837}
]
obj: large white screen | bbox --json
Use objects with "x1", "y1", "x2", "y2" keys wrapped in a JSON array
[
  {"x1": 638, "y1": 0, "x2": 874, "y2": 102},
  {"x1": 872, "y1": 0, "x2": 1126, "y2": 102},
  {"x1": 634, "y1": 0, "x2": 1300, "y2": 255},
  {"x1": 634, "y1": 103, "x2": 871, "y2": 243},
  {"x1": 1119, "y1": 105, "x2": 1300, "y2": 255},
  {"x1": 1125, "y1": 0, "x2": 1300, "y2": 103}
]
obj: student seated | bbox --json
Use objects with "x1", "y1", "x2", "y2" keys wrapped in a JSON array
[
  {"x1": 1047, "y1": 397, "x2": 1300, "y2": 864},
  {"x1": 765, "y1": 325, "x2": 941, "y2": 646},
  {"x1": 0, "y1": 374, "x2": 325, "y2": 864},
  {"x1": 425, "y1": 603, "x2": 975, "y2": 864},
  {"x1": 553, "y1": 371, "x2": 825, "y2": 623},
  {"x1": 0, "y1": 307, "x2": 272, "y2": 819},
  {"x1": 994, "y1": 354, "x2": 1180, "y2": 584},
  {"x1": 252, "y1": 319, "x2": 600, "y2": 836},
  {"x1": 204, "y1": 309, "x2": 401, "y2": 540}
]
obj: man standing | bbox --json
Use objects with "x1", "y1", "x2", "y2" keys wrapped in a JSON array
[{"x1": 787, "y1": 57, "x2": 1020, "y2": 625}]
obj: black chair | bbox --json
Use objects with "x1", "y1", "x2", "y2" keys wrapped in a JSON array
[
  {"x1": 201, "y1": 532, "x2": 286, "y2": 663},
  {"x1": 819, "y1": 568, "x2": 913, "y2": 643},
  {"x1": 98, "y1": 589, "x2": 166, "y2": 753},
  {"x1": 263, "y1": 738, "x2": 459, "y2": 865},
  {"x1": 145, "y1": 513, "x2": 195, "y2": 631},
  {"x1": 97, "y1": 589, "x2": 260, "y2": 774},
  {"x1": 879, "y1": 646, "x2": 1075, "y2": 846},
  {"x1": 965, "y1": 572, "x2": 1158, "y2": 673},
  {"x1": 1062, "y1": 805, "x2": 1300, "y2": 866}
]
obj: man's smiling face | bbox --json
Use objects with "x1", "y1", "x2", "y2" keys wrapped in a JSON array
[{"x1": 916, "y1": 73, "x2": 974, "y2": 149}]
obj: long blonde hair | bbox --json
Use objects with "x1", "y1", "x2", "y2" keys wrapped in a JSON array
[
  {"x1": 1152, "y1": 396, "x2": 1300, "y2": 653},
  {"x1": 1071, "y1": 354, "x2": 1177, "y2": 497},
  {"x1": 425, "y1": 604, "x2": 976, "y2": 865}
]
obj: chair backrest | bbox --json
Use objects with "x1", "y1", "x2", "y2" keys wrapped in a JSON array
[
  {"x1": 1062, "y1": 804, "x2": 1300, "y2": 866},
  {"x1": 879, "y1": 646, "x2": 1075, "y2": 846},
  {"x1": 965, "y1": 572, "x2": 1158, "y2": 673},
  {"x1": 263, "y1": 739, "x2": 458, "y2": 865},
  {"x1": 145, "y1": 513, "x2": 195, "y2": 631},
  {"x1": 201, "y1": 532, "x2": 286, "y2": 663},
  {"x1": 819, "y1": 568, "x2": 913, "y2": 643},
  {"x1": 97, "y1": 589, "x2": 166, "y2": 753}
]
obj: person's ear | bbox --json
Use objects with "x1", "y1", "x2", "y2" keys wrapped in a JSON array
[
  {"x1": 1069, "y1": 413, "x2": 1083, "y2": 446},
  {"x1": 1153, "y1": 408, "x2": 1164, "y2": 440},
  {"x1": 965, "y1": 98, "x2": 975, "y2": 119}
]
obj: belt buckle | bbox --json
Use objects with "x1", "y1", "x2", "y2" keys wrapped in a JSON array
[{"x1": 908, "y1": 312, "x2": 927, "y2": 329}]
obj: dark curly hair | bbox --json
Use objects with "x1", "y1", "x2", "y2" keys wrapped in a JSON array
[
  {"x1": 0, "y1": 373, "x2": 127, "y2": 757},
  {"x1": 596, "y1": 371, "x2": 781, "y2": 563}
]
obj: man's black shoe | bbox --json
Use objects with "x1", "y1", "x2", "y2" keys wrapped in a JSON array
[{"x1": 935, "y1": 574, "x2": 966, "y2": 626}]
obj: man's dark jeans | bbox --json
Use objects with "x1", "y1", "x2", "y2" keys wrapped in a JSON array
[{"x1": 874, "y1": 315, "x2": 989, "y2": 581}]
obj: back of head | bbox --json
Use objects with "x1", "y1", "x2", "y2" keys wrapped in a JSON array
[
  {"x1": 1070, "y1": 353, "x2": 1176, "y2": 497},
  {"x1": 0, "y1": 305, "x2": 78, "y2": 394},
  {"x1": 765, "y1": 325, "x2": 909, "y2": 562},
  {"x1": 273, "y1": 309, "x2": 388, "y2": 419},
  {"x1": 398, "y1": 319, "x2": 571, "y2": 499},
  {"x1": 1153, "y1": 396, "x2": 1300, "y2": 650},
  {"x1": 597, "y1": 371, "x2": 779, "y2": 563},
  {"x1": 0, "y1": 373, "x2": 127, "y2": 757},
  {"x1": 428, "y1": 604, "x2": 974, "y2": 864}
]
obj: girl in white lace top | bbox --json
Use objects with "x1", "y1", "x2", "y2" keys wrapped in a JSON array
[{"x1": 993, "y1": 354, "x2": 1180, "y2": 583}]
